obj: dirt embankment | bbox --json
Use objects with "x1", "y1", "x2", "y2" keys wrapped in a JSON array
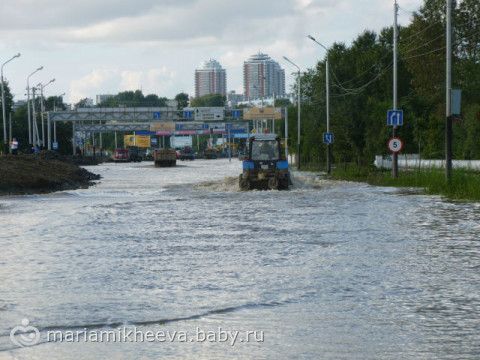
[{"x1": 0, "y1": 155, "x2": 100, "y2": 196}]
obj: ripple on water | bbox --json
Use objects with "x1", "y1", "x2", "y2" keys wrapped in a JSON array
[{"x1": 1, "y1": 160, "x2": 479, "y2": 359}]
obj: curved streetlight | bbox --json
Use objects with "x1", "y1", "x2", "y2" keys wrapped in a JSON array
[
  {"x1": 308, "y1": 35, "x2": 331, "y2": 174},
  {"x1": 27, "y1": 66, "x2": 44, "y2": 145},
  {"x1": 283, "y1": 56, "x2": 302, "y2": 170},
  {"x1": 1, "y1": 53, "x2": 21, "y2": 153},
  {"x1": 37, "y1": 79, "x2": 55, "y2": 149}
]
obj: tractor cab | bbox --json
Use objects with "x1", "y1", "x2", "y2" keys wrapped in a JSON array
[{"x1": 239, "y1": 134, "x2": 290, "y2": 190}]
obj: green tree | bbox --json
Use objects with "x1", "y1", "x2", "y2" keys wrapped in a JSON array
[
  {"x1": 274, "y1": 98, "x2": 291, "y2": 107},
  {"x1": 101, "y1": 90, "x2": 168, "y2": 107},
  {"x1": 75, "y1": 98, "x2": 93, "y2": 108},
  {"x1": 190, "y1": 94, "x2": 225, "y2": 107},
  {"x1": 1, "y1": 80, "x2": 15, "y2": 149},
  {"x1": 174, "y1": 92, "x2": 189, "y2": 109}
]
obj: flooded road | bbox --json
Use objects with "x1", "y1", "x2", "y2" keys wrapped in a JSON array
[{"x1": 1, "y1": 159, "x2": 479, "y2": 359}]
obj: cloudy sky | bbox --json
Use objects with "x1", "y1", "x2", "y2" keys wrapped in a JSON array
[{"x1": 0, "y1": 0, "x2": 423, "y2": 104}]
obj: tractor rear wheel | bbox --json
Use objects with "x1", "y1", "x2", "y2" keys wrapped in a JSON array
[{"x1": 239, "y1": 175, "x2": 251, "y2": 191}]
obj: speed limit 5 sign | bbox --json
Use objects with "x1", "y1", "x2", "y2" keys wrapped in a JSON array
[{"x1": 388, "y1": 137, "x2": 404, "y2": 153}]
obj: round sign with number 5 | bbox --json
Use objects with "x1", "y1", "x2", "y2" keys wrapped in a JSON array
[{"x1": 388, "y1": 137, "x2": 404, "y2": 153}]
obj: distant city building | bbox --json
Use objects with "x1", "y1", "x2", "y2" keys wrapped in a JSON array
[
  {"x1": 96, "y1": 94, "x2": 114, "y2": 105},
  {"x1": 227, "y1": 91, "x2": 244, "y2": 107},
  {"x1": 194, "y1": 59, "x2": 227, "y2": 98},
  {"x1": 243, "y1": 53, "x2": 285, "y2": 100}
]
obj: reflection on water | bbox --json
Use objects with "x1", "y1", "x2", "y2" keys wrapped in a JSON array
[{"x1": 0, "y1": 160, "x2": 479, "y2": 359}]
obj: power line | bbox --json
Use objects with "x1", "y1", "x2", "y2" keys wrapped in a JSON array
[
  {"x1": 331, "y1": 48, "x2": 393, "y2": 88},
  {"x1": 401, "y1": 26, "x2": 480, "y2": 61},
  {"x1": 401, "y1": 31, "x2": 445, "y2": 55},
  {"x1": 398, "y1": 5, "x2": 420, "y2": 16},
  {"x1": 399, "y1": 22, "x2": 442, "y2": 48},
  {"x1": 402, "y1": 46, "x2": 446, "y2": 60},
  {"x1": 330, "y1": 63, "x2": 393, "y2": 97}
]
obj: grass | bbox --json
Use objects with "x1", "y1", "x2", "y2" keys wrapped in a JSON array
[{"x1": 327, "y1": 164, "x2": 480, "y2": 202}]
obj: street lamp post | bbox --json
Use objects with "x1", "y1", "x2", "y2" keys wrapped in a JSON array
[
  {"x1": 37, "y1": 79, "x2": 55, "y2": 149},
  {"x1": 1, "y1": 53, "x2": 21, "y2": 153},
  {"x1": 53, "y1": 93, "x2": 65, "y2": 145},
  {"x1": 31, "y1": 86, "x2": 40, "y2": 147},
  {"x1": 283, "y1": 56, "x2": 301, "y2": 170},
  {"x1": 27, "y1": 66, "x2": 44, "y2": 145},
  {"x1": 308, "y1": 35, "x2": 332, "y2": 174}
]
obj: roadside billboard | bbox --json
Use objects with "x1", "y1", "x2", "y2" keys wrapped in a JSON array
[
  {"x1": 175, "y1": 122, "x2": 209, "y2": 135},
  {"x1": 184, "y1": 107, "x2": 224, "y2": 121},
  {"x1": 243, "y1": 107, "x2": 282, "y2": 120},
  {"x1": 171, "y1": 136, "x2": 193, "y2": 148},
  {"x1": 151, "y1": 122, "x2": 175, "y2": 136},
  {"x1": 124, "y1": 135, "x2": 151, "y2": 148}
]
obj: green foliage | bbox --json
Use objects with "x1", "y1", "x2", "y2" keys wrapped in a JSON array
[
  {"x1": 0, "y1": 80, "x2": 14, "y2": 114},
  {"x1": 74, "y1": 98, "x2": 93, "y2": 108},
  {"x1": 0, "y1": 80, "x2": 14, "y2": 145},
  {"x1": 297, "y1": 0, "x2": 480, "y2": 168},
  {"x1": 99, "y1": 90, "x2": 168, "y2": 107},
  {"x1": 174, "y1": 92, "x2": 189, "y2": 109},
  {"x1": 274, "y1": 98, "x2": 291, "y2": 107},
  {"x1": 190, "y1": 94, "x2": 225, "y2": 107},
  {"x1": 330, "y1": 164, "x2": 480, "y2": 201}
]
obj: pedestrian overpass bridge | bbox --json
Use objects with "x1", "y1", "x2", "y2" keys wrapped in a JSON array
[{"x1": 47, "y1": 106, "x2": 285, "y2": 153}]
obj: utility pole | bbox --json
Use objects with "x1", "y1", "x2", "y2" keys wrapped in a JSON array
[
  {"x1": 228, "y1": 127, "x2": 231, "y2": 162},
  {"x1": 307, "y1": 35, "x2": 331, "y2": 174},
  {"x1": 40, "y1": 85, "x2": 45, "y2": 148},
  {"x1": 325, "y1": 54, "x2": 331, "y2": 174},
  {"x1": 53, "y1": 92, "x2": 65, "y2": 146},
  {"x1": 392, "y1": 0, "x2": 399, "y2": 178},
  {"x1": 26, "y1": 66, "x2": 43, "y2": 145},
  {"x1": 37, "y1": 79, "x2": 55, "y2": 149},
  {"x1": 284, "y1": 106, "x2": 289, "y2": 160},
  {"x1": 32, "y1": 87, "x2": 39, "y2": 146},
  {"x1": 9, "y1": 113, "x2": 12, "y2": 145},
  {"x1": 283, "y1": 56, "x2": 302, "y2": 170},
  {"x1": 297, "y1": 70, "x2": 301, "y2": 170},
  {"x1": 445, "y1": 0, "x2": 453, "y2": 181}
]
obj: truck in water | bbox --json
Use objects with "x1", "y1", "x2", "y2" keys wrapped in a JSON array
[
  {"x1": 239, "y1": 134, "x2": 290, "y2": 190},
  {"x1": 153, "y1": 149, "x2": 177, "y2": 167}
]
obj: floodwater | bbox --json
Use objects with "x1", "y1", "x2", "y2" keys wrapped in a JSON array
[{"x1": 0, "y1": 159, "x2": 479, "y2": 359}]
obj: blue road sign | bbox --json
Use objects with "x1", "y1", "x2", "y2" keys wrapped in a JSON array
[
  {"x1": 183, "y1": 110, "x2": 193, "y2": 119},
  {"x1": 231, "y1": 110, "x2": 241, "y2": 118},
  {"x1": 153, "y1": 111, "x2": 161, "y2": 120},
  {"x1": 52, "y1": 142, "x2": 59, "y2": 150},
  {"x1": 323, "y1": 132, "x2": 334, "y2": 145},
  {"x1": 387, "y1": 110, "x2": 403, "y2": 126}
]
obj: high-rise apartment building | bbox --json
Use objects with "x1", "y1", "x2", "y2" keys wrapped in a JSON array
[
  {"x1": 243, "y1": 53, "x2": 285, "y2": 100},
  {"x1": 194, "y1": 59, "x2": 227, "y2": 98}
]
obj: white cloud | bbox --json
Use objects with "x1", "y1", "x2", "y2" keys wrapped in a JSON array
[
  {"x1": 68, "y1": 67, "x2": 177, "y2": 103},
  {"x1": 3, "y1": 0, "x2": 425, "y2": 101}
]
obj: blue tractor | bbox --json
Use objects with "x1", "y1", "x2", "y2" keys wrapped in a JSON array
[{"x1": 239, "y1": 134, "x2": 290, "y2": 190}]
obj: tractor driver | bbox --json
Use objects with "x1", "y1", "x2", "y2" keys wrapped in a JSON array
[{"x1": 259, "y1": 141, "x2": 275, "y2": 160}]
